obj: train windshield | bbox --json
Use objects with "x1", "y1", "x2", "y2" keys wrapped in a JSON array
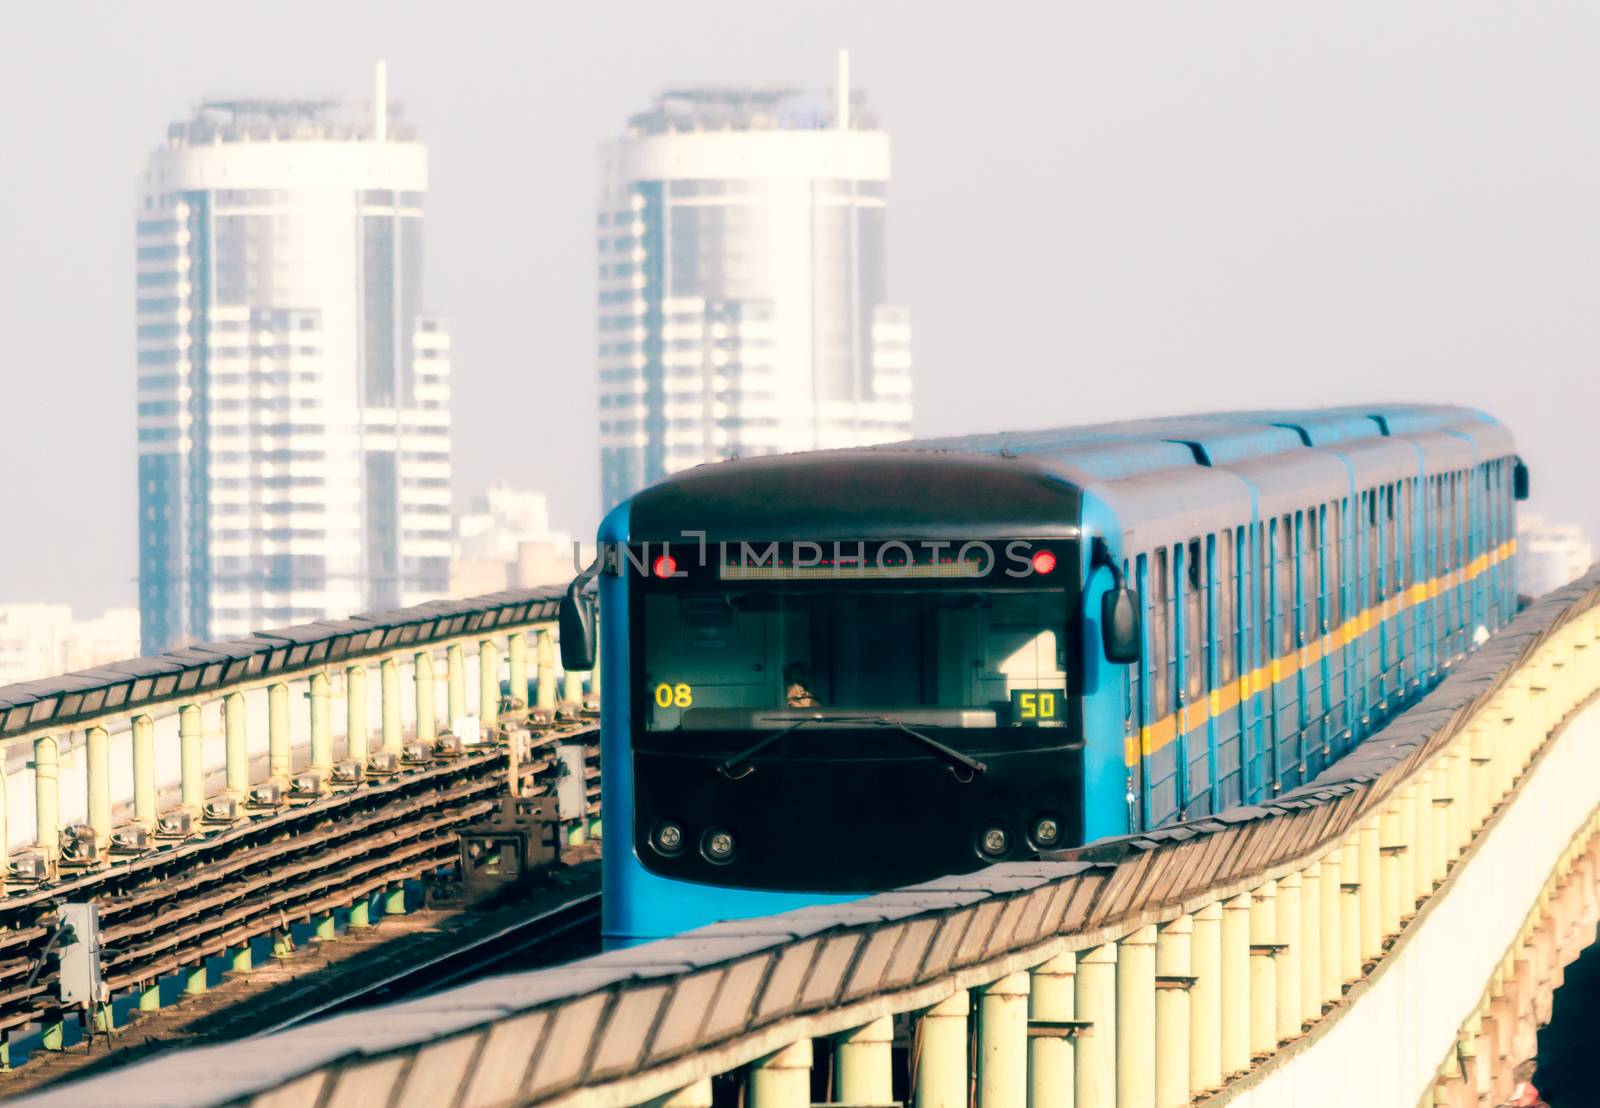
[{"x1": 640, "y1": 587, "x2": 1069, "y2": 732}]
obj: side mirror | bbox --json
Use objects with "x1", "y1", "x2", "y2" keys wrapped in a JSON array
[
  {"x1": 1101, "y1": 586, "x2": 1141, "y2": 665},
  {"x1": 559, "y1": 585, "x2": 596, "y2": 671},
  {"x1": 1513, "y1": 459, "x2": 1530, "y2": 502}
]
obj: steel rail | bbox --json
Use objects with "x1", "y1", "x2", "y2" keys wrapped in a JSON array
[{"x1": 248, "y1": 891, "x2": 603, "y2": 1037}]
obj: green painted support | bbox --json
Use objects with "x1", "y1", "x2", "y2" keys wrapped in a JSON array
[
  {"x1": 231, "y1": 945, "x2": 253, "y2": 974},
  {"x1": 314, "y1": 914, "x2": 336, "y2": 941},
  {"x1": 479, "y1": 639, "x2": 499, "y2": 728},
  {"x1": 507, "y1": 632, "x2": 529, "y2": 707},
  {"x1": 33, "y1": 735, "x2": 59, "y2": 866},
  {"x1": 567, "y1": 822, "x2": 587, "y2": 847},
  {"x1": 40, "y1": 1017, "x2": 63, "y2": 1052},
  {"x1": 272, "y1": 932, "x2": 295, "y2": 961},
  {"x1": 133, "y1": 714, "x2": 156, "y2": 826},
  {"x1": 268, "y1": 683, "x2": 291, "y2": 782},
  {"x1": 381, "y1": 657, "x2": 402, "y2": 752},
  {"x1": 385, "y1": 884, "x2": 408, "y2": 916},
  {"x1": 185, "y1": 964, "x2": 207, "y2": 995},
  {"x1": 834, "y1": 1016, "x2": 893, "y2": 1105},
  {"x1": 309, "y1": 672, "x2": 332, "y2": 773},
  {"x1": 415, "y1": 651, "x2": 437, "y2": 743},
  {"x1": 747, "y1": 1038, "x2": 811, "y2": 1108},
  {"x1": 350, "y1": 897, "x2": 373, "y2": 929},
  {"x1": 446, "y1": 643, "x2": 467, "y2": 724},
  {"x1": 588, "y1": 816, "x2": 603, "y2": 841},
  {"x1": 915, "y1": 990, "x2": 969, "y2": 1106},
  {"x1": 179, "y1": 704, "x2": 203, "y2": 812},
  {"x1": 978, "y1": 972, "x2": 1030, "y2": 1106},
  {"x1": 95, "y1": 1004, "x2": 114, "y2": 1033},
  {"x1": 86, "y1": 725, "x2": 111, "y2": 848},
  {"x1": 1029, "y1": 952, "x2": 1076, "y2": 1108},
  {"x1": 0, "y1": 1036, "x2": 11, "y2": 1071},
  {"x1": 225, "y1": 691, "x2": 248, "y2": 796},
  {"x1": 346, "y1": 663, "x2": 369, "y2": 767},
  {"x1": 535, "y1": 631, "x2": 557, "y2": 710},
  {"x1": 139, "y1": 982, "x2": 161, "y2": 1011}
]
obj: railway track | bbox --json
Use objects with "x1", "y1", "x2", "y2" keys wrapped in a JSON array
[
  {"x1": 250, "y1": 890, "x2": 602, "y2": 1035},
  {"x1": 0, "y1": 720, "x2": 600, "y2": 1050}
]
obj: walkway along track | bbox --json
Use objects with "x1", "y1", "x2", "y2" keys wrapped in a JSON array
[{"x1": 0, "y1": 720, "x2": 598, "y2": 1059}]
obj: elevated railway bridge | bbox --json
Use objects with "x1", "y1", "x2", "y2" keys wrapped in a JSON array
[{"x1": 1, "y1": 570, "x2": 1599, "y2": 1106}]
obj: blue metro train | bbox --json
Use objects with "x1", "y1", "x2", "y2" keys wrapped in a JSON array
[{"x1": 560, "y1": 405, "x2": 1527, "y2": 944}]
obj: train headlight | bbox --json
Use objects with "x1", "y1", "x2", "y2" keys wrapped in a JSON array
[
  {"x1": 979, "y1": 824, "x2": 1012, "y2": 858},
  {"x1": 1031, "y1": 815, "x2": 1062, "y2": 848},
  {"x1": 651, "y1": 821, "x2": 685, "y2": 856},
  {"x1": 702, "y1": 827, "x2": 737, "y2": 864}
]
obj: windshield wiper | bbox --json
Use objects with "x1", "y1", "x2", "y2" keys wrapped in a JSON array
[{"x1": 713, "y1": 713, "x2": 987, "y2": 783}]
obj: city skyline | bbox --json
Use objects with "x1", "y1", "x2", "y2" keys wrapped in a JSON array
[
  {"x1": 134, "y1": 74, "x2": 452, "y2": 652},
  {"x1": 3, "y1": 4, "x2": 1600, "y2": 615}
]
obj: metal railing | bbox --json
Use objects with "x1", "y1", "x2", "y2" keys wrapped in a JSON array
[{"x1": 26, "y1": 570, "x2": 1600, "y2": 1108}]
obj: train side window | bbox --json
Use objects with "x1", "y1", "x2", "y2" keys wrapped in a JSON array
[
  {"x1": 1296, "y1": 509, "x2": 1315, "y2": 640},
  {"x1": 1327, "y1": 499, "x2": 1343, "y2": 625},
  {"x1": 1152, "y1": 547, "x2": 1171, "y2": 720},
  {"x1": 1365, "y1": 490, "x2": 1379, "y2": 605},
  {"x1": 1386, "y1": 484, "x2": 1400, "y2": 592},
  {"x1": 1276, "y1": 515, "x2": 1293, "y2": 655},
  {"x1": 1184, "y1": 538, "x2": 1205, "y2": 702},
  {"x1": 1219, "y1": 528, "x2": 1238, "y2": 684},
  {"x1": 1253, "y1": 521, "x2": 1267, "y2": 667}
]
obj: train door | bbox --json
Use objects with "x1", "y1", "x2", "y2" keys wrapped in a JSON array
[
  {"x1": 1243, "y1": 522, "x2": 1268, "y2": 804},
  {"x1": 1215, "y1": 528, "x2": 1245, "y2": 809},
  {"x1": 1270, "y1": 514, "x2": 1295, "y2": 793},
  {"x1": 1292, "y1": 509, "x2": 1316, "y2": 783},
  {"x1": 1177, "y1": 538, "x2": 1208, "y2": 817}
]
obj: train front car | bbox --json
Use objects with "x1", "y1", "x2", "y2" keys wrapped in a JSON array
[{"x1": 588, "y1": 450, "x2": 1129, "y2": 945}]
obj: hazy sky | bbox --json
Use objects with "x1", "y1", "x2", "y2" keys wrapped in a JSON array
[{"x1": 2, "y1": 3, "x2": 1597, "y2": 614}]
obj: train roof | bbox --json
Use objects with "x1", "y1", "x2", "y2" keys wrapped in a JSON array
[{"x1": 621, "y1": 405, "x2": 1519, "y2": 549}]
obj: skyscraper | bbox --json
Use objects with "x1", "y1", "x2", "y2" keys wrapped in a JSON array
[
  {"x1": 136, "y1": 65, "x2": 452, "y2": 653},
  {"x1": 597, "y1": 50, "x2": 913, "y2": 509}
]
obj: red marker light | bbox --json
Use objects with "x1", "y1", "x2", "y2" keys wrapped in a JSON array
[
  {"x1": 1031, "y1": 550, "x2": 1057, "y2": 575},
  {"x1": 653, "y1": 554, "x2": 677, "y2": 579}
]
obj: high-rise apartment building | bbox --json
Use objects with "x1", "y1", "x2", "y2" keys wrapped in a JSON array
[
  {"x1": 136, "y1": 65, "x2": 451, "y2": 653},
  {"x1": 597, "y1": 51, "x2": 913, "y2": 509}
]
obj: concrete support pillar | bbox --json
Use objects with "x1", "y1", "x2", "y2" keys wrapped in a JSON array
[
  {"x1": 1431, "y1": 764, "x2": 1452, "y2": 886},
  {"x1": 978, "y1": 971, "x2": 1030, "y2": 1107},
  {"x1": 185, "y1": 963, "x2": 207, "y2": 995},
  {"x1": 507, "y1": 632, "x2": 529, "y2": 708},
  {"x1": 132, "y1": 714, "x2": 156, "y2": 827},
  {"x1": 478, "y1": 640, "x2": 500, "y2": 729},
  {"x1": 309, "y1": 672, "x2": 332, "y2": 773},
  {"x1": 914, "y1": 990, "x2": 969, "y2": 1108},
  {"x1": 179, "y1": 704, "x2": 203, "y2": 812},
  {"x1": 415, "y1": 651, "x2": 437, "y2": 743},
  {"x1": 268, "y1": 684, "x2": 290, "y2": 782},
  {"x1": 380, "y1": 658, "x2": 402, "y2": 753},
  {"x1": 535, "y1": 630, "x2": 558, "y2": 710},
  {"x1": 231, "y1": 945, "x2": 253, "y2": 974},
  {"x1": 385, "y1": 884, "x2": 408, "y2": 917},
  {"x1": 563, "y1": 666, "x2": 585, "y2": 705},
  {"x1": 1221, "y1": 892, "x2": 1251, "y2": 1076},
  {"x1": 33, "y1": 735, "x2": 59, "y2": 863},
  {"x1": 1320, "y1": 851, "x2": 1343, "y2": 1005},
  {"x1": 1397, "y1": 786, "x2": 1419, "y2": 917},
  {"x1": 1116, "y1": 925, "x2": 1157, "y2": 1108},
  {"x1": 1411, "y1": 777, "x2": 1433, "y2": 903},
  {"x1": 1298, "y1": 863, "x2": 1322, "y2": 1028},
  {"x1": 85, "y1": 725, "x2": 111, "y2": 847},
  {"x1": 1075, "y1": 944, "x2": 1117, "y2": 1108},
  {"x1": 350, "y1": 896, "x2": 372, "y2": 930},
  {"x1": 345, "y1": 665, "x2": 368, "y2": 767},
  {"x1": 1469, "y1": 721, "x2": 1493, "y2": 830},
  {"x1": 1275, "y1": 872, "x2": 1301, "y2": 1044},
  {"x1": 747, "y1": 1038, "x2": 811, "y2": 1108},
  {"x1": 446, "y1": 643, "x2": 466, "y2": 725},
  {"x1": 1379, "y1": 803, "x2": 1405, "y2": 938},
  {"x1": 1337, "y1": 832, "x2": 1363, "y2": 979},
  {"x1": 834, "y1": 1016, "x2": 892, "y2": 1106},
  {"x1": 1360, "y1": 817, "x2": 1383, "y2": 961},
  {"x1": 1448, "y1": 745, "x2": 1471, "y2": 859},
  {"x1": 1248, "y1": 880, "x2": 1279, "y2": 1056},
  {"x1": 223, "y1": 692, "x2": 248, "y2": 796},
  {"x1": 1155, "y1": 914, "x2": 1192, "y2": 1108},
  {"x1": 1029, "y1": 952, "x2": 1076, "y2": 1108},
  {"x1": 1189, "y1": 901, "x2": 1223, "y2": 1096}
]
